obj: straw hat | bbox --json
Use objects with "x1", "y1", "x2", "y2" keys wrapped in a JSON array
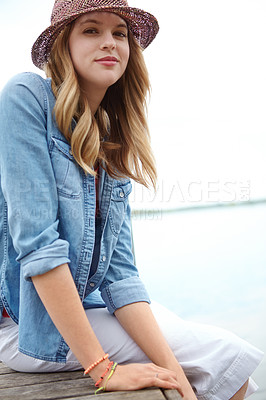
[{"x1": 31, "y1": 0, "x2": 159, "y2": 69}]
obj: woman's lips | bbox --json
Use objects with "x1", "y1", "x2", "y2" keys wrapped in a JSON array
[{"x1": 95, "y1": 56, "x2": 118, "y2": 66}]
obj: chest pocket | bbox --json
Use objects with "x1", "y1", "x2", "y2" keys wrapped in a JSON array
[
  {"x1": 109, "y1": 180, "x2": 132, "y2": 237},
  {"x1": 50, "y1": 137, "x2": 82, "y2": 198}
]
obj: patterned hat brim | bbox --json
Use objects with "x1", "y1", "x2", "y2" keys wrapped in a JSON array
[{"x1": 31, "y1": 6, "x2": 159, "y2": 69}]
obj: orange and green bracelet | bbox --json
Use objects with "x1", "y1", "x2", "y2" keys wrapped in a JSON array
[{"x1": 95, "y1": 362, "x2": 118, "y2": 395}]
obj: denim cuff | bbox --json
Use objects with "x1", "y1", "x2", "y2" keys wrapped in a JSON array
[
  {"x1": 21, "y1": 239, "x2": 70, "y2": 281},
  {"x1": 101, "y1": 276, "x2": 151, "y2": 314}
]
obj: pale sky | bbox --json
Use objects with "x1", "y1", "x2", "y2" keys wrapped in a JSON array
[{"x1": 1, "y1": 0, "x2": 266, "y2": 208}]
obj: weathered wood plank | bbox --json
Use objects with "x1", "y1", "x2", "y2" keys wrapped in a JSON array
[
  {"x1": 0, "y1": 363, "x2": 13, "y2": 375},
  {"x1": 0, "y1": 370, "x2": 84, "y2": 388},
  {"x1": 65, "y1": 389, "x2": 165, "y2": 400},
  {"x1": 0, "y1": 377, "x2": 95, "y2": 400},
  {"x1": 163, "y1": 389, "x2": 183, "y2": 400},
  {"x1": 0, "y1": 367, "x2": 13, "y2": 375},
  {"x1": 0, "y1": 362, "x2": 182, "y2": 399},
  {"x1": 0, "y1": 381, "x2": 167, "y2": 400}
]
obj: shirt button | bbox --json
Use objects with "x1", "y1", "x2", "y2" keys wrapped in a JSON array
[
  {"x1": 119, "y1": 191, "x2": 124, "y2": 198},
  {"x1": 102, "y1": 255, "x2": 106, "y2": 262},
  {"x1": 89, "y1": 282, "x2": 95, "y2": 288}
]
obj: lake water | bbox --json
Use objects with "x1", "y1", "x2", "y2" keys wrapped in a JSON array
[{"x1": 132, "y1": 203, "x2": 266, "y2": 399}]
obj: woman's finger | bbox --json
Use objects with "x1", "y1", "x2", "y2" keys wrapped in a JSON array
[
  {"x1": 139, "y1": 367, "x2": 183, "y2": 395},
  {"x1": 153, "y1": 373, "x2": 184, "y2": 396},
  {"x1": 140, "y1": 375, "x2": 181, "y2": 392}
]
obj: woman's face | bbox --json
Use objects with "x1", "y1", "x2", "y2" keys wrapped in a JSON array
[{"x1": 69, "y1": 12, "x2": 130, "y2": 96}]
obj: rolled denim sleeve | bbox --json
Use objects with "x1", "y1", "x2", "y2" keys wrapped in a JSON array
[
  {"x1": 0, "y1": 73, "x2": 70, "y2": 280},
  {"x1": 100, "y1": 201, "x2": 150, "y2": 314}
]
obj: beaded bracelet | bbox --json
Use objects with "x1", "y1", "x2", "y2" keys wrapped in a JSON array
[
  {"x1": 95, "y1": 362, "x2": 118, "y2": 395},
  {"x1": 95, "y1": 361, "x2": 114, "y2": 387},
  {"x1": 84, "y1": 353, "x2": 109, "y2": 376}
]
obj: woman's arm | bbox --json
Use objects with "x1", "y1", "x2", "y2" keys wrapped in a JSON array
[
  {"x1": 31, "y1": 263, "x2": 107, "y2": 380},
  {"x1": 32, "y1": 264, "x2": 181, "y2": 392},
  {"x1": 115, "y1": 302, "x2": 197, "y2": 399}
]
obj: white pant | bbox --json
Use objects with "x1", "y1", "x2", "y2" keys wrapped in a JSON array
[{"x1": 0, "y1": 302, "x2": 263, "y2": 400}]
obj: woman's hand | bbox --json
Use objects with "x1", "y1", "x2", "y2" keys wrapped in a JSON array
[
  {"x1": 102, "y1": 363, "x2": 184, "y2": 396},
  {"x1": 114, "y1": 303, "x2": 198, "y2": 399}
]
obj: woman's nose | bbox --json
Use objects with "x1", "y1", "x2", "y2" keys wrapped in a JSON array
[{"x1": 100, "y1": 32, "x2": 116, "y2": 50}]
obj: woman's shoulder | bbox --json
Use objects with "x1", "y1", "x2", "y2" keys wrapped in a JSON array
[
  {"x1": 0, "y1": 72, "x2": 53, "y2": 110},
  {"x1": 1, "y1": 72, "x2": 51, "y2": 98},
  {"x1": 2, "y1": 72, "x2": 48, "y2": 88}
]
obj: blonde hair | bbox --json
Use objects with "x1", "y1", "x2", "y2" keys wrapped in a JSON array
[{"x1": 45, "y1": 22, "x2": 157, "y2": 188}]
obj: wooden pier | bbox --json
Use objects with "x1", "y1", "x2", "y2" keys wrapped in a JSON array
[{"x1": 0, "y1": 361, "x2": 182, "y2": 400}]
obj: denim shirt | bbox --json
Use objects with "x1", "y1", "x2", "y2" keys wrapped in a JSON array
[{"x1": 0, "y1": 72, "x2": 150, "y2": 363}]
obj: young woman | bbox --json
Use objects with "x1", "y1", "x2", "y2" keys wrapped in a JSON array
[{"x1": 0, "y1": 0, "x2": 263, "y2": 398}]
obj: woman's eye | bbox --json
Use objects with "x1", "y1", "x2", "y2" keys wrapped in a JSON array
[
  {"x1": 114, "y1": 31, "x2": 127, "y2": 38},
  {"x1": 84, "y1": 28, "x2": 98, "y2": 34}
]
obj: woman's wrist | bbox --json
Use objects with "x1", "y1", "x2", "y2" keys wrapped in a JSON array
[
  {"x1": 84, "y1": 353, "x2": 109, "y2": 376},
  {"x1": 87, "y1": 358, "x2": 112, "y2": 382},
  {"x1": 94, "y1": 362, "x2": 118, "y2": 394}
]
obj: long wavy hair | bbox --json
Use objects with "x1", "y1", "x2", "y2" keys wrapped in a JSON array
[{"x1": 44, "y1": 21, "x2": 157, "y2": 188}]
